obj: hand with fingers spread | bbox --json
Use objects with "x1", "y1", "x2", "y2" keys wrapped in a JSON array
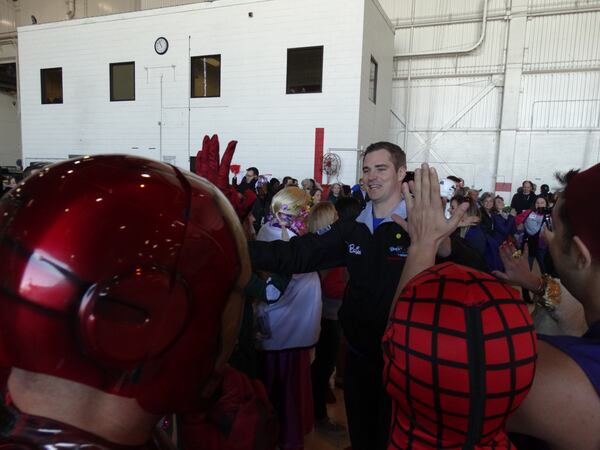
[
  {"x1": 492, "y1": 242, "x2": 541, "y2": 292},
  {"x1": 392, "y1": 163, "x2": 469, "y2": 255},
  {"x1": 390, "y1": 163, "x2": 469, "y2": 302},
  {"x1": 196, "y1": 134, "x2": 256, "y2": 220}
]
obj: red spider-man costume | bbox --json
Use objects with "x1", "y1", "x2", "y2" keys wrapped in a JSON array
[
  {"x1": 0, "y1": 147, "x2": 273, "y2": 449},
  {"x1": 383, "y1": 262, "x2": 537, "y2": 450}
]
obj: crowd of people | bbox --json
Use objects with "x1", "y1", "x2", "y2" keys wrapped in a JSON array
[{"x1": 0, "y1": 137, "x2": 598, "y2": 450}]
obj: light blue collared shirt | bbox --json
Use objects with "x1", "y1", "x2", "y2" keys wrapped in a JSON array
[{"x1": 355, "y1": 200, "x2": 407, "y2": 235}]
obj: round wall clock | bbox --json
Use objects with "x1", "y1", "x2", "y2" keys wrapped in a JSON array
[{"x1": 154, "y1": 37, "x2": 169, "y2": 55}]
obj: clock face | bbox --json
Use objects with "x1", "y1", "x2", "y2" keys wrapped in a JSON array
[{"x1": 154, "y1": 37, "x2": 168, "y2": 55}]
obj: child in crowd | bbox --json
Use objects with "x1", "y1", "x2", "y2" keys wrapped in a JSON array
[{"x1": 254, "y1": 187, "x2": 322, "y2": 450}]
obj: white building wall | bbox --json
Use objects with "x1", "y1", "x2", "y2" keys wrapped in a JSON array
[
  {"x1": 355, "y1": 0, "x2": 394, "y2": 178},
  {"x1": 18, "y1": 0, "x2": 382, "y2": 184},
  {"x1": 383, "y1": 0, "x2": 600, "y2": 194}
]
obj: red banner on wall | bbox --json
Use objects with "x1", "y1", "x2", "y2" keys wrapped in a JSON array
[
  {"x1": 495, "y1": 182, "x2": 512, "y2": 192},
  {"x1": 314, "y1": 128, "x2": 324, "y2": 185}
]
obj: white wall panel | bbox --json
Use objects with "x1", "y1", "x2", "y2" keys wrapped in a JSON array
[
  {"x1": 524, "y1": 12, "x2": 600, "y2": 71},
  {"x1": 392, "y1": 77, "x2": 502, "y2": 130},
  {"x1": 528, "y1": 0, "x2": 600, "y2": 11},
  {"x1": 380, "y1": 0, "x2": 508, "y2": 25},
  {"x1": 0, "y1": 0, "x2": 16, "y2": 33},
  {"x1": 398, "y1": 130, "x2": 499, "y2": 190},
  {"x1": 512, "y1": 131, "x2": 599, "y2": 189},
  {"x1": 0, "y1": 91, "x2": 19, "y2": 166},
  {"x1": 394, "y1": 19, "x2": 507, "y2": 77},
  {"x1": 86, "y1": 1, "x2": 137, "y2": 16},
  {"x1": 519, "y1": 72, "x2": 600, "y2": 128},
  {"x1": 141, "y1": 0, "x2": 205, "y2": 9}
]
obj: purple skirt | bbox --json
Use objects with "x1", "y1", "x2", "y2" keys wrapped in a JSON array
[{"x1": 257, "y1": 348, "x2": 314, "y2": 450}]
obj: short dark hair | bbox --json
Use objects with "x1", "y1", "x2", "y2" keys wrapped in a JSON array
[
  {"x1": 363, "y1": 142, "x2": 406, "y2": 171},
  {"x1": 334, "y1": 197, "x2": 362, "y2": 221},
  {"x1": 555, "y1": 170, "x2": 579, "y2": 253},
  {"x1": 247, "y1": 167, "x2": 259, "y2": 177},
  {"x1": 447, "y1": 175, "x2": 462, "y2": 184},
  {"x1": 522, "y1": 180, "x2": 533, "y2": 188}
]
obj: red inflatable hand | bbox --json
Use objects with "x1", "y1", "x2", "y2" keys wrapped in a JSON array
[{"x1": 195, "y1": 135, "x2": 256, "y2": 219}]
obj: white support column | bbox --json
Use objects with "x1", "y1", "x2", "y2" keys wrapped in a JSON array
[{"x1": 494, "y1": 0, "x2": 528, "y2": 197}]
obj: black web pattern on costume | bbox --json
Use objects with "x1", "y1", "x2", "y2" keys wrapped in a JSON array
[{"x1": 383, "y1": 263, "x2": 537, "y2": 450}]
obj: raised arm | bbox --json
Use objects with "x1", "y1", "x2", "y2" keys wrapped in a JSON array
[{"x1": 249, "y1": 223, "x2": 347, "y2": 274}]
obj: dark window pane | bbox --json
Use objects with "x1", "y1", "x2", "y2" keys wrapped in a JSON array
[
  {"x1": 0, "y1": 63, "x2": 17, "y2": 93},
  {"x1": 41, "y1": 68, "x2": 63, "y2": 104},
  {"x1": 110, "y1": 62, "x2": 135, "y2": 101},
  {"x1": 286, "y1": 46, "x2": 323, "y2": 94},
  {"x1": 191, "y1": 55, "x2": 221, "y2": 98},
  {"x1": 369, "y1": 57, "x2": 378, "y2": 104}
]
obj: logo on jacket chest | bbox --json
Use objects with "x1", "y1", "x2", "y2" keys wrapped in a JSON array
[
  {"x1": 388, "y1": 245, "x2": 408, "y2": 258},
  {"x1": 348, "y1": 243, "x2": 362, "y2": 255}
]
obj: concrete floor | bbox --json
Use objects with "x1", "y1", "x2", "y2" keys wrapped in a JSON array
[{"x1": 304, "y1": 388, "x2": 350, "y2": 450}]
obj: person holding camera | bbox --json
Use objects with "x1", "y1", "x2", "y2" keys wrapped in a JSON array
[{"x1": 516, "y1": 196, "x2": 552, "y2": 273}]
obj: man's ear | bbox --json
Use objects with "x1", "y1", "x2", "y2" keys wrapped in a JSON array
[
  {"x1": 397, "y1": 166, "x2": 407, "y2": 183},
  {"x1": 572, "y1": 236, "x2": 593, "y2": 270}
]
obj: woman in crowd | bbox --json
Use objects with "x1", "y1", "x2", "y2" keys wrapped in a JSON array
[
  {"x1": 254, "y1": 187, "x2": 322, "y2": 450},
  {"x1": 478, "y1": 192, "x2": 504, "y2": 271},
  {"x1": 493, "y1": 195, "x2": 517, "y2": 245},
  {"x1": 450, "y1": 189, "x2": 485, "y2": 255},
  {"x1": 327, "y1": 182, "x2": 344, "y2": 204},
  {"x1": 310, "y1": 186, "x2": 323, "y2": 205},
  {"x1": 479, "y1": 192, "x2": 495, "y2": 235},
  {"x1": 516, "y1": 195, "x2": 552, "y2": 274}
]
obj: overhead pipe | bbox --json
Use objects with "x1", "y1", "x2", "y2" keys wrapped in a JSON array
[
  {"x1": 66, "y1": 0, "x2": 76, "y2": 19},
  {"x1": 0, "y1": 32, "x2": 17, "y2": 42},
  {"x1": 403, "y1": 0, "x2": 416, "y2": 150},
  {"x1": 394, "y1": 4, "x2": 600, "y2": 30},
  {"x1": 395, "y1": 0, "x2": 490, "y2": 58}
]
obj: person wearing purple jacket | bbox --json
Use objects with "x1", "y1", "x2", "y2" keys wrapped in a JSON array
[{"x1": 495, "y1": 165, "x2": 600, "y2": 449}]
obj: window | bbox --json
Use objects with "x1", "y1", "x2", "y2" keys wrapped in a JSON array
[
  {"x1": 369, "y1": 57, "x2": 378, "y2": 104},
  {"x1": 110, "y1": 62, "x2": 135, "y2": 101},
  {"x1": 0, "y1": 63, "x2": 17, "y2": 93},
  {"x1": 286, "y1": 46, "x2": 323, "y2": 94},
  {"x1": 41, "y1": 68, "x2": 63, "y2": 104},
  {"x1": 191, "y1": 55, "x2": 221, "y2": 98}
]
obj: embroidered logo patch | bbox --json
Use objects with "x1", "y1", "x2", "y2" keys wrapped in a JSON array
[
  {"x1": 348, "y1": 244, "x2": 362, "y2": 255},
  {"x1": 389, "y1": 245, "x2": 408, "y2": 257}
]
